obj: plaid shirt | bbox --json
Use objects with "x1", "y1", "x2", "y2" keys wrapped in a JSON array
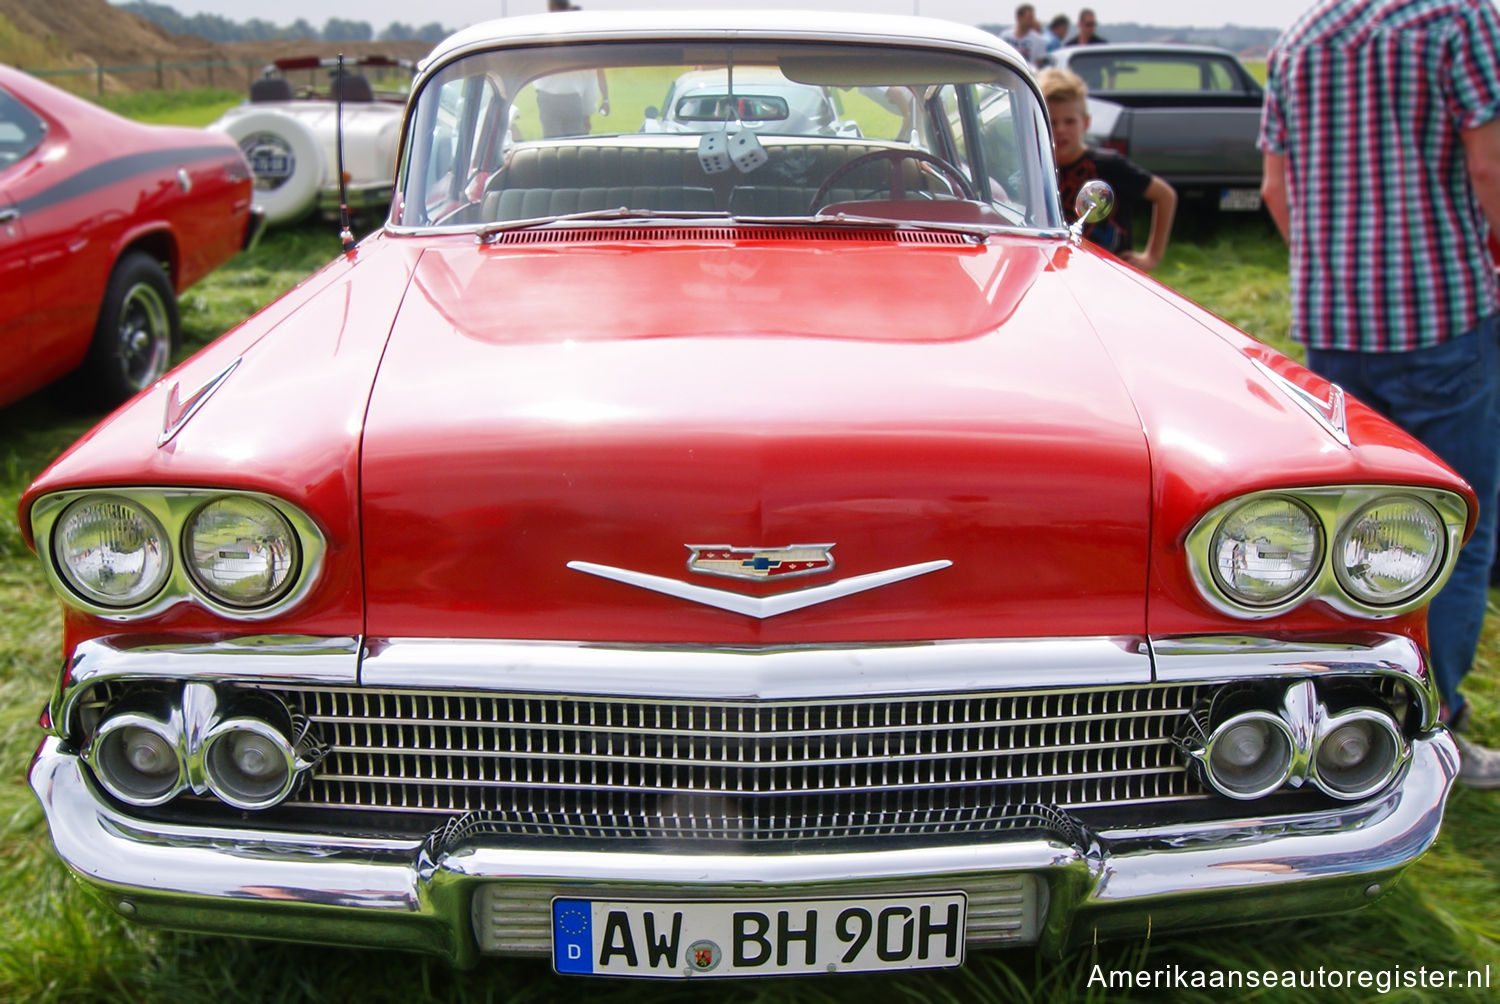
[{"x1": 1260, "y1": 0, "x2": 1500, "y2": 351}]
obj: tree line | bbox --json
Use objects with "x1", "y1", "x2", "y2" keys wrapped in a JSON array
[{"x1": 119, "y1": 2, "x2": 450, "y2": 44}]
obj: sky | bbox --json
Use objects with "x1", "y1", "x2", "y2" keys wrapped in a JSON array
[{"x1": 149, "y1": 1, "x2": 1316, "y2": 34}]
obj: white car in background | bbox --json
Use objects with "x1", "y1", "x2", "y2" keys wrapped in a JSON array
[
  {"x1": 210, "y1": 56, "x2": 414, "y2": 226},
  {"x1": 642, "y1": 67, "x2": 862, "y2": 138}
]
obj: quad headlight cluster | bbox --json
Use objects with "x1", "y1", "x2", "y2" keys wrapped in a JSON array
[
  {"x1": 31, "y1": 489, "x2": 323, "y2": 619},
  {"x1": 83, "y1": 686, "x2": 320, "y2": 810},
  {"x1": 1188, "y1": 486, "x2": 1467, "y2": 617},
  {"x1": 1178, "y1": 680, "x2": 1410, "y2": 802}
]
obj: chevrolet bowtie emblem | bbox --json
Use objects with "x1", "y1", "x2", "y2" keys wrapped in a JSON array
[{"x1": 686, "y1": 544, "x2": 835, "y2": 581}]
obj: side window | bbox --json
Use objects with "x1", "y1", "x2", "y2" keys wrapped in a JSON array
[
  {"x1": 1205, "y1": 59, "x2": 1239, "y2": 92},
  {"x1": 424, "y1": 75, "x2": 498, "y2": 217},
  {"x1": 0, "y1": 88, "x2": 46, "y2": 170},
  {"x1": 936, "y1": 85, "x2": 971, "y2": 177},
  {"x1": 972, "y1": 84, "x2": 1026, "y2": 211}
]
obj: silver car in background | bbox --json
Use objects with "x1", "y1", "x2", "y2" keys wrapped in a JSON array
[{"x1": 642, "y1": 67, "x2": 863, "y2": 138}]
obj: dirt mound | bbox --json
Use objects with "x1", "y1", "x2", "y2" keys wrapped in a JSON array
[{"x1": 1, "y1": 0, "x2": 433, "y2": 93}]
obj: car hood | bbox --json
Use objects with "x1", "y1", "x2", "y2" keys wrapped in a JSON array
[{"x1": 360, "y1": 233, "x2": 1154, "y2": 644}]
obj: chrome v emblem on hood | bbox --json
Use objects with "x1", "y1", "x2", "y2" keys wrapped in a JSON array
[{"x1": 566, "y1": 559, "x2": 953, "y2": 619}]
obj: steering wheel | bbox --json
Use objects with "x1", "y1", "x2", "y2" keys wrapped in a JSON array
[{"x1": 810, "y1": 149, "x2": 977, "y2": 212}]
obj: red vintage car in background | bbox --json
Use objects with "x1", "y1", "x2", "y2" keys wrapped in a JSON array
[
  {"x1": 19, "y1": 12, "x2": 1473, "y2": 979},
  {"x1": 0, "y1": 65, "x2": 258, "y2": 410}
]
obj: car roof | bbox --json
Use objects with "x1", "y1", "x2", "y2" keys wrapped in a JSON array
[{"x1": 421, "y1": 11, "x2": 1030, "y2": 80}]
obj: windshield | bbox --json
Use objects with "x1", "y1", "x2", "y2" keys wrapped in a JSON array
[{"x1": 396, "y1": 40, "x2": 1059, "y2": 231}]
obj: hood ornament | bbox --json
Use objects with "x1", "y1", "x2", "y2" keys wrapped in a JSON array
[
  {"x1": 158, "y1": 357, "x2": 242, "y2": 448},
  {"x1": 686, "y1": 544, "x2": 835, "y2": 581},
  {"x1": 567, "y1": 553, "x2": 952, "y2": 619}
]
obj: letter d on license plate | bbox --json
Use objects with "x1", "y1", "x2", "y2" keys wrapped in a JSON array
[{"x1": 552, "y1": 893, "x2": 966, "y2": 978}]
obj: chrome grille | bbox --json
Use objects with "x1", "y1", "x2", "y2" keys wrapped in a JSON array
[{"x1": 251, "y1": 683, "x2": 1213, "y2": 840}]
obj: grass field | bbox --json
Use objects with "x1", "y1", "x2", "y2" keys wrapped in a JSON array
[{"x1": 0, "y1": 89, "x2": 1496, "y2": 1001}]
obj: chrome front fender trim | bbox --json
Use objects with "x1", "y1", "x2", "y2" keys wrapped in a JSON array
[
  {"x1": 53, "y1": 635, "x2": 360, "y2": 739},
  {"x1": 1149, "y1": 633, "x2": 1437, "y2": 729},
  {"x1": 28, "y1": 731, "x2": 1458, "y2": 962}
]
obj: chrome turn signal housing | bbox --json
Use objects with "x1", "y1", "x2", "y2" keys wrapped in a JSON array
[
  {"x1": 84, "y1": 707, "x2": 186, "y2": 806},
  {"x1": 1179, "y1": 680, "x2": 1410, "y2": 802}
]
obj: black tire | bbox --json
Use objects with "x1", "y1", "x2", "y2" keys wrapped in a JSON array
[{"x1": 82, "y1": 252, "x2": 179, "y2": 408}]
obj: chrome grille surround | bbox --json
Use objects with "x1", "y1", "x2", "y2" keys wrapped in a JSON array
[
  {"x1": 58, "y1": 634, "x2": 1433, "y2": 845},
  {"x1": 248, "y1": 682, "x2": 1213, "y2": 837}
]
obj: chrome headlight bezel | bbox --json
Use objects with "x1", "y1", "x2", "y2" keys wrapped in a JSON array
[
  {"x1": 31, "y1": 488, "x2": 326, "y2": 621},
  {"x1": 1187, "y1": 486, "x2": 1467, "y2": 619},
  {"x1": 1331, "y1": 494, "x2": 1448, "y2": 607},
  {"x1": 1205, "y1": 494, "x2": 1324, "y2": 609},
  {"x1": 184, "y1": 496, "x2": 302, "y2": 609},
  {"x1": 50, "y1": 494, "x2": 172, "y2": 608}
]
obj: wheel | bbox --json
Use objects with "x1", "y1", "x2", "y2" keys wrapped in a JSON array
[
  {"x1": 214, "y1": 110, "x2": 326, "y2": 226},
  {"x1": 81, "y1": 252, "x2": 179, "y2": 407},
  {"x1": 810, "y1": 149, "x2": 976, "y2": 212}
]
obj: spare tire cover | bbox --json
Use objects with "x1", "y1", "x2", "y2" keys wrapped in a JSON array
[{"x1": 214, "y1": 110, "x2": 326, "y2": 226}]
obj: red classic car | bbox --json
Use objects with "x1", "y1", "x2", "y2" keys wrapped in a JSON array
[
  {"x1": 20, "y1": 12, "x2": 1471, "y2": 979},
  {"x1": 0, "y1": 65, "x2": 258, "y2": 410}
]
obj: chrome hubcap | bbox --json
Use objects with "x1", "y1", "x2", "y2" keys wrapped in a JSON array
[{"x1": 117, "y1": 283, "x2": 170, "y2": 390}]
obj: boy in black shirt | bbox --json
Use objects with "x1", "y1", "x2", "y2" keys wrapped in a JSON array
[{"x1": 1039, "y1": 68, "x2": 1176, "y2": 271}]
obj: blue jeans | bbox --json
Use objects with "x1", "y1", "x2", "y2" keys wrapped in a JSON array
[{"x1": 1306, "y1": 317, "x2": 1500, "y2": 719}]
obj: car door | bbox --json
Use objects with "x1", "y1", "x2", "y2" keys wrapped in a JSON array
[{"x1": 0, "y1": 86, "x2": 40, "y2": 406}]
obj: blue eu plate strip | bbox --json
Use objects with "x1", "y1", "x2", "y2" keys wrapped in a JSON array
[{"x1": 553, "y1": 899, "x2": 593, "y2": 974}]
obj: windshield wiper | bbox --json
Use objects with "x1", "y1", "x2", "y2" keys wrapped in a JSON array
[{"x1": 477, "y1": 208, "x2": 732, "y2": 242}]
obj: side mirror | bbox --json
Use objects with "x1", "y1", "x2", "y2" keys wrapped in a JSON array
[{"x1": 1070, "y1": 179, "x2": 1114, "y2": 241}]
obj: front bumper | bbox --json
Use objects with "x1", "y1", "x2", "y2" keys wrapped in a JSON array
[{"x1": 30, "y1": 729, "x2": 1458, "y2": 966}]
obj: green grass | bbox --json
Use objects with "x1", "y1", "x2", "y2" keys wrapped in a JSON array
[
  {"x1": 0, "y1": 217, "x2": 1495, "y2": 1001},
  {"x1": 96, "y1": 87, "x2": 248, "y2": 127}
]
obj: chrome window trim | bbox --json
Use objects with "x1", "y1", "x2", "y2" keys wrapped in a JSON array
[
  {"x1": 1184, "y1": 485, "x2": 1468, "y2": 620},
  {"x1": 30, "y1": 488, "x2": 328, "y2": 622}
]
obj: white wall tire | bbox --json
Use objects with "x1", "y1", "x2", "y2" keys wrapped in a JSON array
[{"x1": 215, "y1": 110, "x2": 325, "y2": 226}]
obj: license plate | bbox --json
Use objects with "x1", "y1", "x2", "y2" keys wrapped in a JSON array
[
  {"x1": 552, "y1": 893, "x2": 966, "y2": 978},
  {"x1": 1220, "y1": 187, "x2": 1262, "y2": 211}
]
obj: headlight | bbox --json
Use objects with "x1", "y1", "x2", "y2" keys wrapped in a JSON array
[
  {"x1": 1334, "y1": 496, "x2": 1444, "y2": 605},
  {"x1": 1210, "y1": 496, "x2": 1322, "y2": 607},
  {"x1": 185, "y1": 496, "x2": 299, "y2": 607},
  {"x1": 52, "y1": 496, "x2": 170, "y2": 607}
]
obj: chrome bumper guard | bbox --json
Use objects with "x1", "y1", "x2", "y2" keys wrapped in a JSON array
[{"x1": 29, "y1": 729, "x2": 1457, "y2": 965}]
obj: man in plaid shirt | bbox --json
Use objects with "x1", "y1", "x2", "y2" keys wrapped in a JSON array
[{"x1": 1261, "y1": 0, "x2": 1500, "y2": 786}]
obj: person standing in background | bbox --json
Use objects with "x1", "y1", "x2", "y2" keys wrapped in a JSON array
[
  {"x1": 1260, "y1": 0, "x2": 1500, "y2": 787},
  {"x1": 1064, "y1": 8, "x2": 1107, "y2": 45},
  {"x1": 1046, "y1": 14, "x2": 1071, "y2": 52},
  {"x1": 537, "y1": 0, "x2": 610, "y2": 136},
  {"x1": 1001, "y1": 5, "x2": 1050, "y2": 68}
]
